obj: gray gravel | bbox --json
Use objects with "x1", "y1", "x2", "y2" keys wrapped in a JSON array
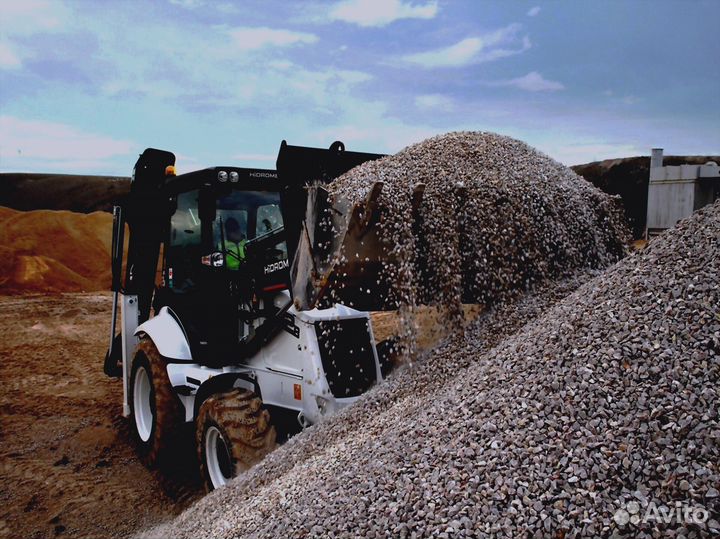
[
  {"x1": 324, "y1": 131, "x2": 629, "y2": 349},
  {"x1": 142, "y1": 136, "x2": 718, "y2": 539},
  {"x1": 329, "y1": 132, "x2": 630, "y2": 297}
]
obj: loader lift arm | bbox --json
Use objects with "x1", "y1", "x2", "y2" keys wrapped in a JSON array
[{"x1": 105, "y1": 149, "x2": 175, "y2": 376}]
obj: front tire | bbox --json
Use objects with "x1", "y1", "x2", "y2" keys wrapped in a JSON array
[
  {"x1": 129, "y1": 338, "x2": 183, "y2": 468},
  {"x1": 197, "y1": 388, "x2": 276, "y2": 491}
]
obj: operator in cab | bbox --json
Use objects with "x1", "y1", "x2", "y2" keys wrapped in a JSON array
[{"x1": 223, "y1": 217, "x2": 247, "y2": 270}]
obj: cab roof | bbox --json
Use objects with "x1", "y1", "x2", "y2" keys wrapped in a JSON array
[{"x1": 163, "y1": 166, "x2": 281, "y2": 195}]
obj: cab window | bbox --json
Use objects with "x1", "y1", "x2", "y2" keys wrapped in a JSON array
[
  {"x1": 170, "y1": 190, "x2": 200, "y2": 248},
  {"x1": 166, "y1": 190, "x2": 202, "y2": 285}
]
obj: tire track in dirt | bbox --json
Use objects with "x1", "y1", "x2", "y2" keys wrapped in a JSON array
[{"x1": 0, "y1": 293, "x2": 202, "y2": 539}]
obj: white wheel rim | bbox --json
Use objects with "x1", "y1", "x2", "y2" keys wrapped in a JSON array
[
  {"x1": 205, "y1": 425, "x2": 233, "y2": 489},
  {"x1": 133, "y1": 366, "x2": 153, "y2": 443}
]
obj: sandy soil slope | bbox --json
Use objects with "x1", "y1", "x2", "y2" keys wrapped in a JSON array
[
  {"x1": 0, "y1": 294, "x2": 202, "y2": 539},
  {"x1": 0, "y1": 208, "x2": 114, "y2": 294}
]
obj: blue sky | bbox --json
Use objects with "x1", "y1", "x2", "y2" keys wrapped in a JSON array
[{"x1": 0, "y1": 0, "x2": 718, "y2": 175}]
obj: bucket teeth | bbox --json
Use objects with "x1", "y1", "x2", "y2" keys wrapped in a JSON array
[
  {"x1": 348, "y1": 182, "x2": 383, "y2": 238},
  {"x1": 411, "y1": 183, "x2": 425, "y2": 213}
]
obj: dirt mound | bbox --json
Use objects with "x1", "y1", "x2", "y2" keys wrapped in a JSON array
[
  {"x1": 144, "y1": 199, "x2": 718, "y2": 538},
  {"x1": 0, "y1": 207, "x2": 113, "y2": 293}
]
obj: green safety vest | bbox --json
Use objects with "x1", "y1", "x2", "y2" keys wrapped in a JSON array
[{"x1": 224, "y1": 240, "x2": 247, "y2": 270}]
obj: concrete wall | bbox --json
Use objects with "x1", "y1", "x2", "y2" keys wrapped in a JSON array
[
  {"x1": 646, "y1": 180, "x2": 696, "y2": 230},
  {"x1": 646, "y1": 150, "x2": 720, "y2": 235}
]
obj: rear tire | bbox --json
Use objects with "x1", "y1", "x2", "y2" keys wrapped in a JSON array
[
  {"x1": 197, "y1": 388, "x2": 276, "y2": 491},
  {"x1": 129, "y1": 338, "x2": 183, "y2": 468}
]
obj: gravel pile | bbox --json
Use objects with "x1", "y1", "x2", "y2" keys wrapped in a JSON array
[
  {"x1": 143, "y1": 189, "x2": 719, "y2": 535},
  {"x1": 317, "y1": 132, "x2": 629, "y2": 350},
  {"x1": 323, "y1": 132, "x2": 629, "y2": 317}
]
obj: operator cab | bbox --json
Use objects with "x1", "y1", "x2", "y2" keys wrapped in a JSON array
[
  {"x1": 153, "y1": 167, "x2": 290, "y2": 366},
  {"x1": 166, "y1": 184, "x2": 288, "y2": 289}
]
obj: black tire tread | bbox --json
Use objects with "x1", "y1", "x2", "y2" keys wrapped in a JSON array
[
  {"x1": 196, "y1": 388, "x2": 276, "y2": 491},
  {"x1": 132, "y1": 338, "x2": 183, "y2": 468}
]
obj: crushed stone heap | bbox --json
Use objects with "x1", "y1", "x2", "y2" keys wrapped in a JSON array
[
  {"x1": 143, "y1": 194, "x2": 719, "y2": 534},
  {"x1": 319, "y1": 132, "x2": 629, "y2": 319}
]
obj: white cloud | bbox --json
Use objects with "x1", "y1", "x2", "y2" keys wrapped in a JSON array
[
  {"x1": 0, "y1": 42, "x2": 22, "y2": 69},
  {"x1": 481, "y1": 35, "x2": 532, "y2": 63},
  {"x1": 215, "y1": 2, "x2": 240, "y2": 14},
  {"x1": 227, "y1": 27, "x2": 318, "y2": 51},
  {"x1": 527, "y1": 6, "x2": 541, "y2": 17},
  {"x1": 402, "y1": 24, "x2": 529, "y2": 68},
  {"x1": 0, "y1": 116, "x2": 135, "y2": 172},
  {"x1": 336, "y1": 70, "x2": 373, "y2": 84},
  {"x1": 94, "y1": 13, "x2": 371, "y2": 111},
  {"x1": 0, "y1": 0, "x2": 70, "y2": 69},
  {"x1": 415, "y1": 94, "x2": 454, "y2": 111},
  {"x1": 0, "y1": 0, "x2": 68, "y2": 35},
  {"x1": 329, "y1": 0, "x2": 438, "y2": 27},
  {"x1": 276, "y1": 69, "x2": 372, "y2": 107},
  {"x1": 91, "y1": 23, "x2": 323, "y2": 102},
  {"x1": 492, "y1": 71, "x2": 565, "y2": 92},
  {"x1": 268, "y1": 59, "x2": 294, "y2": 70},
  {"x1": 168, "y1": 0, "x2": 239, "y2": 13},
  {"x1": 404, "y1": 37, "x2": 482, "y2": 68},
  {"x1": 601, "y1": 91, "x2": 641, "y2": 105},
  {"x1": 169, "y1": 0, "x2": 202, "y2": 7}
]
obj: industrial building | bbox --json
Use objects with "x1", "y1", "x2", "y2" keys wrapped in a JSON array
[{"x1": 646, "y1": 148, "x2": 720, "y2": 237}]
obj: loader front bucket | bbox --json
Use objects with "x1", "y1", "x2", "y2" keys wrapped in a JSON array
[
  {"x1": 291, "y1": 181, "x2": 382, "y2": 310},
  {"x1": 290, "y1": 180, "x2": 426, "y2": 311},
  {"x1": 276, "y1": 140, "x2": 388, "y2": 310}
]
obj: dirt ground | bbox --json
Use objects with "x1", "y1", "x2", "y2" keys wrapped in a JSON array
[
  {"x1": 0, "y1": 293, "x2": 202, "y2": 539},
  {"x1": 0, "y1": 293, "x2": 480, "y2": 539}
]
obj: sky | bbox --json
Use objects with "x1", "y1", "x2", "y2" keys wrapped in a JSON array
[{"x1": 0, "y1": 0, "x2": 718, "y2": 175}]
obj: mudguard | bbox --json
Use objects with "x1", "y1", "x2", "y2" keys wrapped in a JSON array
[{"x1": 134, "y1": 307, "x2": 192, "y2": 361}]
